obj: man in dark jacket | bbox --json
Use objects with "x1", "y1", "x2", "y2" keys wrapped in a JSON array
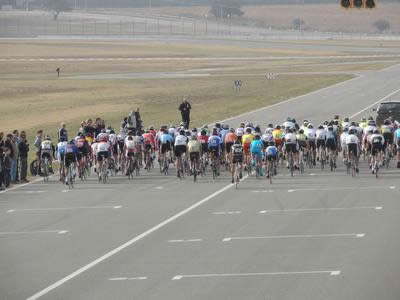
[
  {"x1": 19, "y1": 131, "x2": 29, "y2": 183},
  {"x1": 4, "y1": 134, "x2": 13, "y2": 188},
  {"x1": 58, "y1": 122, "x2": 68, "y2": 142},
  {"x1": 134, "y1": 108, "x2": 143, "y2": 131},
  {"x1": 179, "y1": 99, "x2": 192, "y2": 129}
]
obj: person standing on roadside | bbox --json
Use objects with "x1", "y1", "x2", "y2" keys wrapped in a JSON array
[
  {"x1": 0, "y1": 132, "x2": 5, "y2": 190},
  {"x1": 10, "y1": 133, "x2": 19, "y2": 184},
  {"x1": 179, "y1": 98, "x2": 192, "y2": 129},
  {"x1": 12, "y1": 130, "x2": 20, "y2": 182},
  {"x1": 34, "y1": 130, "x2": 43, "y2": 173},
  {"x1": 19, "y1": 131, "x2": 29, "y2": 183},
  {"x1": 4, "y1": 134, "x2": 13, "y2": 187},
  {"x1": 58, "y1": 122, "x2": 68, "y2": 142}
]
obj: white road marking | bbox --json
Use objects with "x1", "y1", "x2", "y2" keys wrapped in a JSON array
[
  {"x1": 222, "y1": 233, "x2": 365, "y2": 242},
  {"x1": 168, "y1": 239, "x2": 203, "y2": 243},
  {"x1": 287, "y1": 186, "x2": 395, "y2": 192},
  {"x1": 109, "y1": 277, "x2": 147, "y2": 281},
  {"x1": 155, "y1": 186, "x2": 164, "y2": 190},
  {"x1": 26, "y1": 176, "x2": 248, "y2": 300},
  {"x1": 6, "y1": 206, "x2": 122, "y2": 213},
  {"x1": 252, "y1": 190, "x2": 274, "y2": 193},
  {"x1": 350, "y1": 87, "x2": 400, "y2": 119},
  {"x1": 0, "y1": 230, "x2": 68, "y2": 235},
  {"x1": 259, "y1": 206, "x2": 383, "y2": 214},
  {"x1": 0, "y1": 177, "x2": 47, "y2": 195},
  {"x1": 171, "y1": 270, "x2": 341, "y2": 280},
  {"x1": 213, "y1": 211, "x2": 241, "y2": 215}
]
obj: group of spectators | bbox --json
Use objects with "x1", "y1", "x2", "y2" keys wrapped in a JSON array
[{"x1": 0, "y1": 130, "x2": 30, "y2": 191}]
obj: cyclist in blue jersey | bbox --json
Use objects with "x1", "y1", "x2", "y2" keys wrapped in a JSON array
[
  {"x1": 56, "y1": 136, "x2": 68, "y2": 181},
  {"x1": 208, "y1": 128, "x2": 222, "y2": 176},
  {"x1": 250, "y1": 134, "x2": 264, "y2": 176}
]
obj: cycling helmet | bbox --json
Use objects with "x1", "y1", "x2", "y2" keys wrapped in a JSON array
[
  {"x1": 350, "y1": 122, "x2": 356, "y2": 126},
  {"x1": 269, "y1": 141, "x2": 275, "y2": 146},
  {"x1": 149, "y1": 126, "x2": 154, "y2": 130},
  {"x1": 201, "y1": 129, "x2": 207, "y2": 136},
  {"x1": 245, "y1": 127, "x2": 252, "y2": 133},
  {"x1": 268, "y1": 123, "x2": 274, "y2": 128},
  {"x1": 191, "y1": 134, "x2": 197, "y2": 140},
  {"x1": 344, "y1": 117, "x2": 349, "y2": 122},
  {"x1": 343, "y1": 127, "x2": 349, "y2": 132},
  {"x1": 318, "y1": 125, "x2": 324, "y2": 129},
  {"x1": 254, "y1": 125, "x2": 261, "y2": 133},
  {"x1": 287, "y1": 128, "x2": 293, "y2": 133},
  {"x1": 374, "y1": 129, "x2": 380, "y2": 134},
  {"x1": 239, "y1": 122, "x2": 245, "y2": 128},
  {"x1": 323, "y1": 121, "x2": 329, "y2": 125},
  {"x1": 361, "y1": 117, "x2": 366, "y2": 122},
  {"x1": 110, "y1": 130, "x2": 115, "y2": 134},
  {"x1": 383, "y1": 119, "x2": 391, "y2": 125},
  {"x1": 367, "y1": 129, "x2": 374, "y2": 134},
  {"x1": 80, "y1": 134, "x2": 85, "y2": 138},
  {"x1": 215, "y1": 122, "x2": 221, "y2": 129},
  {"x1": 212, "y1": 128, "x2": 218, "y2": 135},
  {"x1": 328, "y1": 126, "x2": 333, "y2": 131},
  {"x1": 275, "y1": 125, "x2": 281, "y2": 130},
  {"x1": 348, "y1": 129, "x2": 355, "y2": 135},
  {"x1": 185, "y1": 130, "x2": 191, "y2": 137},
  {"x1": 368, "y1": 120, "x2": 376, "y2": 126},
  {"x1": 223, "y1": 124, "x2": 229, "y2": 130},
  {"x1": 307, "y1": 124, "x2": 314, "y2": 129},
  {"x1": 333, "y1": 120, "x2": 339, "y2": 126},
  {"x1": 299, "y1": 129, "x2": 304, "y2": 134},
  {"x1": 254, "y1": 134, "x2": 261, "y2": 139},
  {"x1": 368, "y1": 116, "x2": 374, "y2": 121},
  {"x1": 229, "y1": 128, "x2": 235, "y2": 133},
  {"x1": 179, "y1": 129, "x2": 185, "y2": 135},
  {"x1": 127, "y1": 136, "x2": 133, "y2": 141}
]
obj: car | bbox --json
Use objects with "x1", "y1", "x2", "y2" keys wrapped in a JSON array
[{"x1": 374, "y1": 101, "x2": 400, "y2": 126}]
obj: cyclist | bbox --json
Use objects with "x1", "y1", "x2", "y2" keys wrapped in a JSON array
[
  {"x1": 208, "y1": 127, "x2": 222, "y2": 176},
  {"x1": 109, "y1": 129, "x2": 119, "y2": 172},
  {"x1": 283, "y1": 128, "x2": 298, "y2": 169},
  {"x1": 159, "y1": 128, "x2": 173, "y2": 169},
  {"x1": 224, "y1": 128, "x2": 237, "y2": 166},
  {"x1": 124, "y1": 135, "x2": 137, "y2": 174},
  {"x1": 381, "y1": 119, "x2": 394, "y2": 162},
  {"x1": 75, "y1": 133, "x2": 89, "y2": 178},
  {"x1": 242, "y1": 127, "x2": 254, "y2": 170},
  {"x1": 359, "y1": 117, "x2": 368, "y2": 130},
  {"x1": 395, "y1": 125, "x2": 400, "y2": 168},
  {"x1": 250, "y1": 134, "x2": 264, "y2": 176},
  {"x1": 369, "y1": 129, "x2": 385, "y2": 174},
  {"x1": 316, "y1": 125, "x2": 326, "y2": 162},
  {"x1": 305, "y1": 124, "x2": 316, "y2": 165},
  {"x1": 96, "y1": 134, "x2": 110, "y2": 180},
  {"x1": 231, "y1": 137, "x2": 244, "y2": 183},
  {"x1": 340, "y1": 127, "x2": 349, "y2": 163},
  {"x1": 265, "y1": 141, "x2": 278, "y2": 178},
  {"x1": 174, "y1": 129, "x2": 188, "y2": 178},
  {"x1": 188, "y1": 134, "x2": 201, "y2": 175},
  {"x1": 56, "y1": 136, "x2": 68, "y2": 181},
  {"x1": 135, "y1": 131, "x2": 144, "y2": 168},
  {"x1": 235, "y1": 123, "x2": 245, "y2": 143},
  {"x1": 272, "y1": 125, "x2": 284, "y2": 154},
  {"x1": 40, "y1": 135, "x2": 55, "y2": 175},
  {"x1": 64, "y1": 139, "x2": 78, "y2": 184},
  {"x1": 198, "y1": 128, "x2": 209, "y2": 166},
  {"x1": 262, "y1": 127, "x2": 274, "y2": 150},
  {"x1": 143, "y1": 129, "x2": 155, "y2": 170},
  {"x1": 326, "y1": 126, "x2": 337, "y2": 169},
  {"x1": 345, "y1": 129, "x2": 360, "y2": 173},
  {"x1": 296, "y1": 129, "x2": 307, "y2": 167},
  {"x1": 220, "y1": 124, "x2": 229, "y2": 164}
]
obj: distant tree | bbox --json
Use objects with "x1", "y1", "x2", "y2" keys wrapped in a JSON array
[
  {"x1": 210, "y1": 0, "x2": 244, "y2": 19},
  {"x1": 45, "y1": 0, "x2": 72, "y2": 20},
  {"x1": 373, "y1": 20, "x2": 390, "y2": 33},
  {"x1": 292, "y1": 18, "x2": 305, "y2": 30}
]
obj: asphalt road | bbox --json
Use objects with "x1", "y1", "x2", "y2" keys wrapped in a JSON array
[{"x1": 1, "y1": 63, "x2": 400, "y2": 300}]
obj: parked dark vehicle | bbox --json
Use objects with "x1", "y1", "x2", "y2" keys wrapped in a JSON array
[{"x1": 374, "y1": 101, "x2": 400, "y2": 126}]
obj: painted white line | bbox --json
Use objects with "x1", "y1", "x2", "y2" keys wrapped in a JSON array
[
  {"x1": 168, "y1": 239, "x2": 203, "y2": 243},
  {"x1": 26, "y1": 176, "x2": 248, "y2": 300},
  {"x1": 350, "y1": 87, "x2": 400, "y2": 119},
  {"x1": 0, "y1": 230, "x2": 68, "y2": 235},
  {"x1": 213, "y1": 211, "x2": 241, "y2": 215},
  {"x1": 0, "y1": 177, "x2": 47, "y2": 195},
  {"x1": 222, "y1": 233, "x2": 365, "y2": 242},
  {"x1": 287, "y1": 186, "x2": 395, "y2": 192},
  {"x1": 155, "y1": 186, "x2": 164, "y2": 190},
  {"x1": 109, "y1": 277, "x2": 147, "y2": 281},
  {"x1": 252, "y1": 190, "x2": 274, "y2": 193},
  {"x1": 172, "y1": 270, "x2": 341, "y2": 280},
  {"x1": 6, "y1": 206, "x2": 122, "y2": 213},
  {"x1": 259, "y1": 206, "x2": 383, "y2": 214},
  {"x1": 3, "y1": 190, "x2": 45, "y2": 195}
]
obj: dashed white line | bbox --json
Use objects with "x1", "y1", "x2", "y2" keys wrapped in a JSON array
[
  {"x1": 222, "y1": 233, "x2": 365, "y2": 242},
  {"x1": 0, "y1": 230, "x2": 69, "y2": 235},
  {"x1": 168, "y1": 239, "x2": 203, "y2": 243},
  {"x1": 259, "y1": 206, "x2": 383, "y2": 214},
  {"x1": 6, "y1": 206, "x2": 122, "y2": 213},
  {"x1": 213, "y1": 211, "x2": 241, "y2": 215},
  {"x1": 109, "y1": 277, "x2": 147, "y2": 281},
  {"x1": 172, "y1": 270, "x2": 341, "y2": 280}
]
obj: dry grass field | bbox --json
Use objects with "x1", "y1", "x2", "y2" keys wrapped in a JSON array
[
  {"x1": 125, "y1": 3, "x2": 400, "y2": 34},
  {"x1": 1, "y1": 39, "x2": 398, "y2": 155}
]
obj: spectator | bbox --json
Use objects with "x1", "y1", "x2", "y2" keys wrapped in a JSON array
[
  {"x1": 19, "y1": 131, "x2": 29, "y2": 183},
  {"x1": 12, "y1": 129, "x2": 20, "y2": 182},
  {"x1": 84, "y1": 119, "x2": 96, "y2": 137},
  {"x1": 4, "y1": 134, "x2": 13, "y2": 187},
  {"x1": 9, "y1": 133, "x2": 19, "y2": 184},
  {"x1": 0, "y1": 132, "x2": 4, "y2": 190},
  {"x1": 179, "y1": 98, "x2": 192, "y2": 129},
  {"x1": 121, "y1": 117, "x2": 128, "y2": 131},
  {"x1": 127, "y1": 110, "x2": 136, "y2": 129},
  {"x1": 58, "y1": 122, "x2": 68, "y2": 142}
]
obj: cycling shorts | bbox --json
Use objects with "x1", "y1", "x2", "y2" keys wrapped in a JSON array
[
  {"x1": 285, "y1": 143, "x2": 297, "y2": 153},
  {"x1": 174, "y1": 145, "x2": 187, "y2": 157},
  {"x1": 347, "y1": 144, "x2": 357, "y2": 156},
  {"x1": 41, "y1": 152, "x2": 51, "y2": 160},
  {"x1": 201, "y1": 143, "x2": 208, "y2": 153},
  {"x1": 225, "y1": 142, "x2": 233, "y2": 154},
  {"x1": 161, "y1": 142, "x2": 171, "y2": 154},
  {"x1": 326, "y1": 139, "x2": 336, "y2": 151},
  {"x1": 266, "y1": 153, "x2": 277, "y2": 161},
  {"x1": 232, "y1": 155, "x2": 243, "y2": 164},
  {"x1": 243, "y1": 143, "x2": 250, "y2": 155},
  {"x1": 97, "y1": 151, "x2": 109, "y2": 161},
  {"x1": 307, "y1": 140, "x2": 316, "y2": 150},
  {"x1": 189, "y1": 152, "x2": 200, "y2": 162},
  {"x1": 64, "y1": 153, "x2": 76, "y2": 167},
  {"x1": 209, "y1": 146, "x2": 220, "y2": 157},
  {"x1": 383, "y1": 133, "x2": 393, "y2": 145},
  {"x1": 371, "y1": 143, "x2": 383, "y2": 156},
  {"x1": 317, "y1": 139, "x2": 325, "y2": 148}
]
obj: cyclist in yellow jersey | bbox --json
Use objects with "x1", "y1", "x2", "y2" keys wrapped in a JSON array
[
  {"x1": 242, "y1": 128, "x2": 254, "y2": 169},
  {"x1": 296, "y1": 129, "x2": 308, "y2": 158},
  {"x1": 272, "y1": 125, "x2": 284, "y2": 150},
  {"x1": 359, "y1": 118, "x2": 367, "y2": 129}
]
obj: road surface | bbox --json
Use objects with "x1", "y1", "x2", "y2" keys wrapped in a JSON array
[{"x1": 1, "y1": 64, "x2": 400, "y2": 300}]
